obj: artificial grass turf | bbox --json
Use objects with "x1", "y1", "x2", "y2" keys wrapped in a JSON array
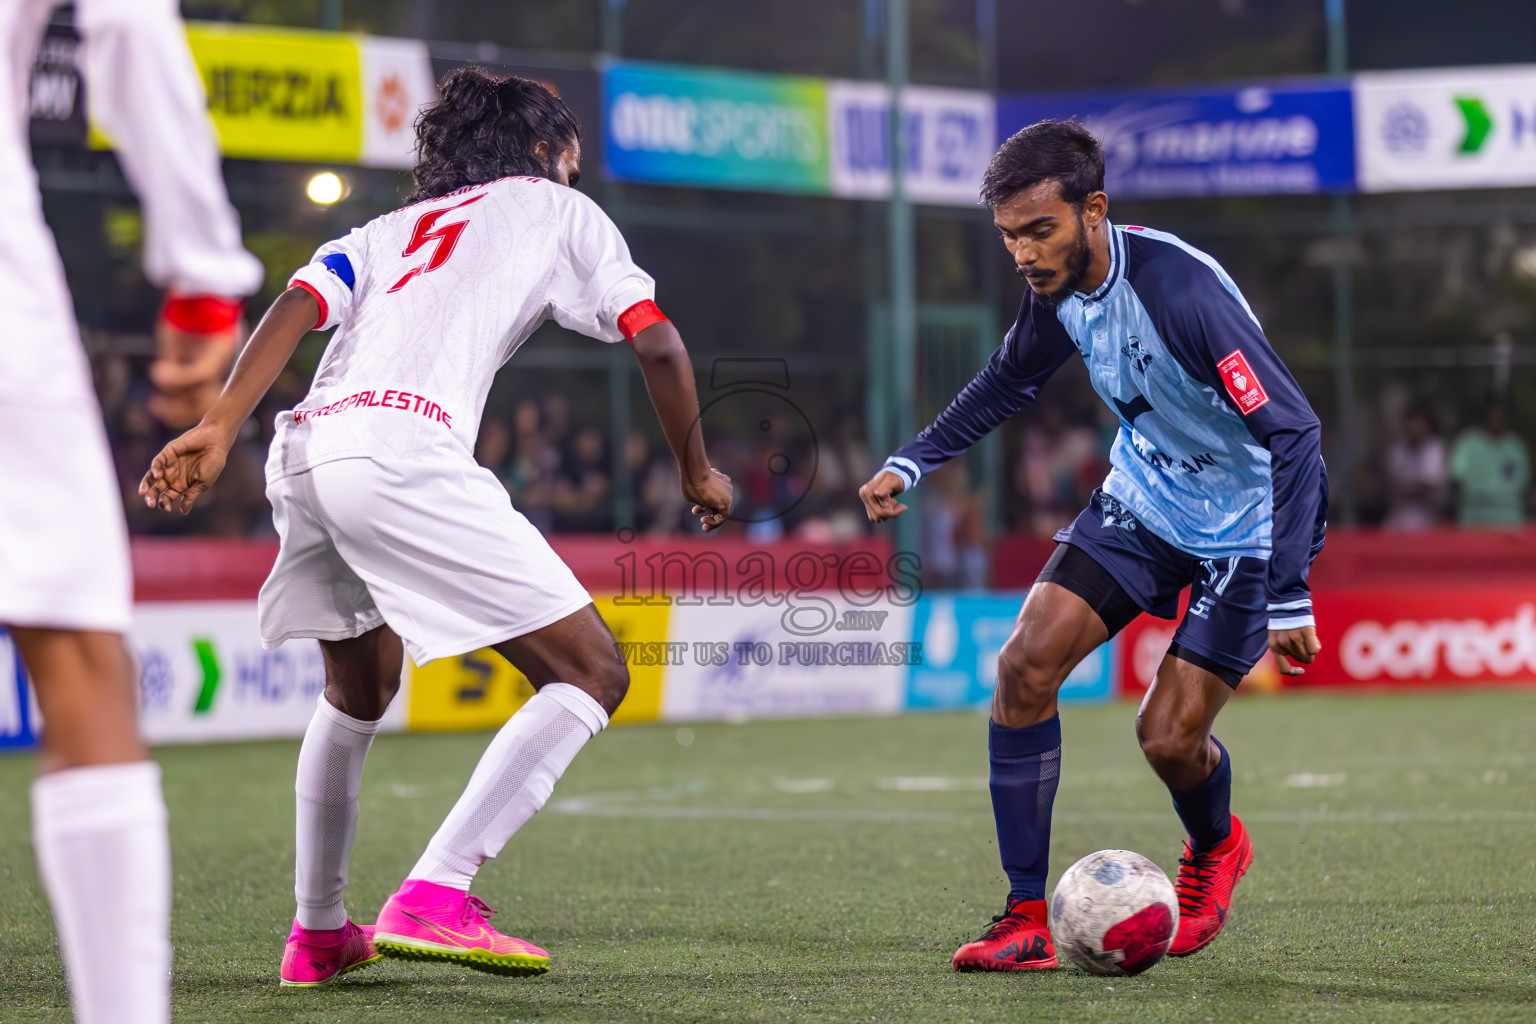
[{"x1": 2, "y1": 690, "x2": 1534, "y2": 1023}]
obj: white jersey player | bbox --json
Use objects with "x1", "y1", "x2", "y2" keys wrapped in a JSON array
[
  {"x1": 1, "y1": 1, "x2": 262, "y2": 1021},
  {"x1": 141, "y1": 68, "x2": 733, "y2": 986}
]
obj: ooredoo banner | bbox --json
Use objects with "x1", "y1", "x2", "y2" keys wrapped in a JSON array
[{"x1": 1118, "y1": 586, "x2": 1536, "y2": 692}]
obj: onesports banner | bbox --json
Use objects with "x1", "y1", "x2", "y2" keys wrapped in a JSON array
[
  {"x1": 1354, "y1": 66, "x2": 1536, "y2": 192},
  {"x1": 604, "y1": 61, "x2": 830, "y2": 194},
  {"x1": 88, "y1": 23, "x2": 437, "y2": 169},
  {"x1": 999, "y1": 81, "x2": 1357, "y2": 198},
  {"x1": 603, "y1": 61, "x2": 993, "y2": 206}
]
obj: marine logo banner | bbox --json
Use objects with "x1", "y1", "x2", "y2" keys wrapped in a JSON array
[{"x1": 1000, "y1": 82, "x2": 1356, "y2": 198}]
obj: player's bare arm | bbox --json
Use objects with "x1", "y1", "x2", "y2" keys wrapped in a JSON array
[
  {"x1": 628, "y1": 318, "x2": 734, "y2": 532},
  {"x1": 139, "y1": 287, "x2": 320, "y2": 514},
  {"x1": 858, "y1": 468, "x2": 909, "y2": 523},
  {"x1": 1269, "y1": 624, "x2": 1321, "y2": 676}
]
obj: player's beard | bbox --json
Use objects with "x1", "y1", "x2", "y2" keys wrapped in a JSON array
[{"x1": 1020, "y1": 215, "x2": 1092, "y2": 308}]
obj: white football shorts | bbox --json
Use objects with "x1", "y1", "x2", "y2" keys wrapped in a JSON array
[
  {"x1": 259, "y1": 456, "x2": 593, "y2": 665},
  {"x1": 0, "y1": 402, "x2": 133, "y2": 632}
]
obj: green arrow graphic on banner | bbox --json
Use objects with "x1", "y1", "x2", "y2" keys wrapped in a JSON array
[
  {"x1": 191, "y1": 637, "x2": 221, "y2": 714},
  {"x1": 1454, "y1": 96, "x2": 1493, "y2": 153}
]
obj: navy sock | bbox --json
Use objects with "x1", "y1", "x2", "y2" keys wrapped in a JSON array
[
  {"x1": 1169, "y1": 737, "x2": 1232, "y2": 853},
  {"x1": 988, "y1": 715, "x2": 1062, "y2": 903}
]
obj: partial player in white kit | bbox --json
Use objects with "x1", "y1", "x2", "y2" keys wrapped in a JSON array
[
  {"x1": 0, "y1": 0, "x2": 262, "y2": 1021},
  {"x1": 140, "y1": 67, "x2": 735, "y2": 986}
]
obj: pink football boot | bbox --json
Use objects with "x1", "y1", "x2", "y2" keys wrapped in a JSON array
[
  {"x1": 279, "y1": 919, "x2": 382, "y2": 987},
  {"x1": 373, "y1": 879, "x2": 551, "y2": 977}
]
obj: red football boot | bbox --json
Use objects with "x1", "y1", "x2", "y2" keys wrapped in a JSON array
[
  {"x1": 952, "y1": 898, "x2": 1059, "y2": 971},
  {"x1": 1169, "y1": 813, "x2": 1254, "y2": 956}
]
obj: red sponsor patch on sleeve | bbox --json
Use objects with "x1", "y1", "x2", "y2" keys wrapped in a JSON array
[{"x1": 1217, "y1": 349, "x2": 1270, "y2": 415}]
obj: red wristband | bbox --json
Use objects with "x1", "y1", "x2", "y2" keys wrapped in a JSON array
[
  {"x1": 160, "y1": 293, "x2": 242, "y2": 334},
  {"x1": 618, "y1": 299, "x2": 667, "y2": 342}
]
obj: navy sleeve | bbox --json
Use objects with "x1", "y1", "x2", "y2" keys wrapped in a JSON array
[
  {"x1": 1125, "y1": 233, "x2": 1327, "y2": 627},
  {"x1": 882, "y1": 297, "x2": 1076, "y2": 490}
]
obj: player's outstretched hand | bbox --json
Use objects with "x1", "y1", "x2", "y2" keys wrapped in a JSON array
[
  {"x1": 858, "y1": 469, "x2": 908, "y2": 523},
  {"x1": 1269, "y1": 624, "x2": 1321, "y2": 676},
  {"x1": 685, "y1": 467, "x2": 733, "y2": 533},
  {"x1": 138, "y1": 422, "x2": 232, "y2": 515}
]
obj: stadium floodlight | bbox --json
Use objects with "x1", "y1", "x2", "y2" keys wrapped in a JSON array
[{"x1": 306, "y1": 171, "x2": 346, "y2": 205}]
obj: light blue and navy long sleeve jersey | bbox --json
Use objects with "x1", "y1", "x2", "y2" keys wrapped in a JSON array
[{"x1": 883, "y1": 222, "x2": 1328, "y2": 629}]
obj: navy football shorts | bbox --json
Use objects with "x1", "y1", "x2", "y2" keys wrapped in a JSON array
[{"x1": 1042, "y1": 488, "x2": 1269, "y2": 689}]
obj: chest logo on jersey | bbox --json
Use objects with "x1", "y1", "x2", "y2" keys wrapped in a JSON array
[
  {"x1": 1121, "y1": 336, "x2": 1153, "y2": 373},
  {"x1": 1217, "y1": 350, "x2": 1270, "y2": 415}
]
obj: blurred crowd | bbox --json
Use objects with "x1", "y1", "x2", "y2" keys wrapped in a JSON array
[
  {"x1": 1364, "y1": 395, "x2": 1530, "y2": 531},
  {"x1": 94, "y1": 338, "x2": 1532, "y2": 560},
  {"x1": 470, "y1": 394, "x2": 882, "y2": 543}
]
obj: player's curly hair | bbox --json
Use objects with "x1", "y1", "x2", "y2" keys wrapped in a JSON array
[
  {"x1": 980, "y1": 119, "x2": 1104, "y2": 210},
  {"x1": 409, "y1": 66, "x2": 582, "y2": 201}
]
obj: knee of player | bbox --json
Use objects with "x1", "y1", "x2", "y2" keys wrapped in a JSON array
[
  {"x1": 377, "y1": 669, "x2": 403, "y2": 706},
  {"x1": 1134, "y1": 709, "x2": 1203, "y2": 767},
  {"x1": 996, "y1": 638, "x2": 1067, "y2": 704},
  {"x1": 583, "y1": 655, "x2": 629, "y2": 717}
]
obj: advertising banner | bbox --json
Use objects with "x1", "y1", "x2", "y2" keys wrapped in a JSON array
[
  {"x1": 85, "y1": 25, "x2": 438, "y2": 167},
  {"x1": 1355, "y1": 67, "x2": 1536, "y2": 192},
  {"x1": 180, "y1": 23, "x2": 363, "y2": 163},
  {"x1": 1118, "y1": 585, "x2": 1536, "y2": 693},
  {"x1": 907, "y1": 593, "x2": 1115, "y2": 710},
  {"x1": 0, "y1": 631, "x2": 38, "y2": 751},
  {"x1": 827, "y1": 81, "x2": 995, "y2": 206},
  {"x1": 405, "y1": 597, "x2": 669, "y2": 731},
  {"x1": 660, "y1": 596, "x2": 917, "y2": 722},
  {"x1": 29, "y1": 19, "x2": 85, "y2": 148},
  {"x1": 604, "y1": 61, "x2": 830, "y2": 194},
  {"x1": 999, "y1": 81, "x2": 1356, "y2": 198},
  {"x1": 359, "y1": 37, "x2": 438, "y2": 169},
  {"x1": 131, "y1": 602, "x2": 406, "y2": 745}
]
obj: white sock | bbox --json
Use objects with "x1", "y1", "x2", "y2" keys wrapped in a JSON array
[
  {"x1": 294, "y1": 694, "x2": 380, "y2": 931},
  {"x1": 32, "y1": 761, "x2": 171, "y2": 1024},
  {"x1": 408, "y1": 683, "x2": 607, "y2": 890}
]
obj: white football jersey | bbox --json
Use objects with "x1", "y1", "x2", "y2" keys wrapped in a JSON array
[
  {"x1": 272, "y1": 175, "x2": 655, "y2": 481},
  {"x1": 0, "y1": 0, "x2": 262, "y2": 402}
]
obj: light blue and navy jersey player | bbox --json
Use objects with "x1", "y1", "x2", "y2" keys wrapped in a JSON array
[
  {"x1": 882, "y1": 220, "x2": 1327, "y2": 684},
  {"x1": 872, "y1": 119, "x2": 1319, "y2": 971}
]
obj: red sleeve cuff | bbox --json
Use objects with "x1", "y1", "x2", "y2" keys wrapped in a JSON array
[
  {"x1": 160, "y1": 293, "x2": 243, "y2": 334},
  {"x1": 290, "y1": 281, "x2": 329, "y2": 330},
  {"x1": 617, "y1": 299, "x2": 667, "y2": 342}
]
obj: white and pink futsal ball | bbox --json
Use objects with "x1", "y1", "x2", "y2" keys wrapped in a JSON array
[{"x1": 1049, "y1": 849, "x2": 1179, "y2": 976}]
